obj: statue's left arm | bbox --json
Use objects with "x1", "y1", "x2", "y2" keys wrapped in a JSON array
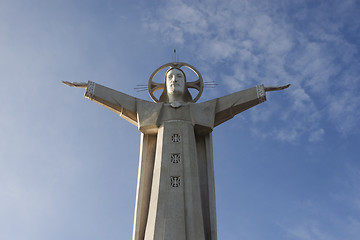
[
  {"x1": 213, "y1": 84, "x2": 290, "y2": 127},
  {"x1": 62, "y1": 81, "x2": 142, "y2": 126}
]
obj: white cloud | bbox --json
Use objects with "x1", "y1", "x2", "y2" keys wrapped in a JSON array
[
  {"x1": 327, "y1": 91, "x2": 360, "y2": 134},
  {"x1": 308, "y1": 128, "x2": 325, "y2": 142},
  {"x1": 281, "y1": 164, "x2": 360, "y2": 240},
  {"x1": 274, "y1": 127, "x2": 301, "y2": 143},
  {"x1": 286, "y1": 221, "x2": 336, "y2": 240},
  {"x1": 205, "y1": 40, "x2": 236, "y2": 61},
  {"x1": 143, "y1": 0, "x2": 360, "y2": 142}
]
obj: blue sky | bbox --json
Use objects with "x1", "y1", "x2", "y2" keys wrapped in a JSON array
[{"x1": 1, "y1": 0, "x2": 359, "y2": 239}]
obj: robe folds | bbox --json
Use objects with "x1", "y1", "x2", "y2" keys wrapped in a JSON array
[{"x1": 84, "y1": 81, "x2": 266, "y2": 240}]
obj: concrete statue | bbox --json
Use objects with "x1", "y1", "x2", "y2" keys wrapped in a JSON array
[{"x1": 63, "y1": 62, "x2": 290, "y2": 240}]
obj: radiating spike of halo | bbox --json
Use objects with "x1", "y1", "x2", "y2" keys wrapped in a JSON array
[
  {"x1": 150, "y1": 82, "x2": 165, "y2": 92},
  {"x1": 135, "y1": 89, "x2": 149, "y2": 92}
]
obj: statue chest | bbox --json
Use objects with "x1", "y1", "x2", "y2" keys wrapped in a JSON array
[{"x1": 137, "y1": 102, "x2": 216, "y2": 135}]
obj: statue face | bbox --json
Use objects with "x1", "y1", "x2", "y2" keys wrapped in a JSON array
[{"x1": 166, "y1": 69, "x2": 185, "y2": 96}]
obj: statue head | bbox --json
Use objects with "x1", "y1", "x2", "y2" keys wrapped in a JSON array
[
  {"x1": 148, "y1": 62, "x2": 203, "y2": 103},
  {"x1": 166, "y1": 68, "x2": 185, "y2": 95},
  {"x1": 159, "y1": 67, "x2": 192, "y2": 103}
]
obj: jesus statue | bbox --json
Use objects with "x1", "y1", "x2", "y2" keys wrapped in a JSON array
[{"x1": 63, "y1": 62, "x2": 289, "y2": 240}]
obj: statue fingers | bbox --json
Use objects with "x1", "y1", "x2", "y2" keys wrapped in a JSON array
[
  {"x1": 62, "y1": 81, "x2": 74, "y2": 87},
  {"x1": 282, "y1": 84, "x2": 291, "y2": 89},
  {"x1": 61, "y1": 81, "x2": 87, "y2": 88},
  {"x1": 265, "y1": 84, "x2": 290, "y2": 92}
]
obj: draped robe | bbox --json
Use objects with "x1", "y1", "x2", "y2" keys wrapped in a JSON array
[{"x1": 83, "y1": 81, "x2": 266, "y2": 240}]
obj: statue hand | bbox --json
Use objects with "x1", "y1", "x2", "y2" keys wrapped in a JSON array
[
  {"x1": 62, "y1": 81, "x2": 88, "y2": 88},
  {"x1": 264, "y1": 84, "x2": 290, "y2": 92}
]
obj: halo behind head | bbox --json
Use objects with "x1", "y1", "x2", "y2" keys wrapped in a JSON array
[{"x1": 148, "y1": 62, "x2": 204, "y2": 103}]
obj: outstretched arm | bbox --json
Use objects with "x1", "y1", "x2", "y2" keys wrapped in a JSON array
[
  {"x1": 213, "y1": 85, "x2": 265, "y2": 126},
  {"x1": 62, "y1": 81, "x2": 143, "y2": 126},
  {"x1": 213, "y1": 83, "x2": 290, "y2": 127}
]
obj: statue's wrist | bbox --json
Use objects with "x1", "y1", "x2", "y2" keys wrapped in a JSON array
[
  {"x1": 85, "y1": 81, "x2": 95, "y2": 99},
  {"x1": 256, "y1": 84, "x2": 266, "y2": 103}
]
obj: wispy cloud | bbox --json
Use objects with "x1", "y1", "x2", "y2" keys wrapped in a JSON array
[
  {"x1": 285, "y1": 221, "x2": 336, "y2": 240},
  {"x1": 283, "y1": 214, "x2": 360, "y2": 240},
  {"x1": 280, "y1": 164, "x2": 360, "y2": 240},
  {"x1": 143, "y1": 0, "x2": 360, "y2": 142}
]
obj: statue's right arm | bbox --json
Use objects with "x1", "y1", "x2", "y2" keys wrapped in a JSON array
[{"x1": 62, "y1": 81, "x2": 139, "y2": 125}]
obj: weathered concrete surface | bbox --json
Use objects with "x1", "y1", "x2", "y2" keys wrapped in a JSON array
[
  {"x1": 62, "y1": 62, "x2": 290, "y2": 240},
  {"x1": 82, "y1": 82, "x2": 265, "y2": 240}
]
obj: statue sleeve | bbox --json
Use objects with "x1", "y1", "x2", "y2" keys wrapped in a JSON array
[
  {"x1": 214, "y1": 84, "x2": 266, "y2": 127},
  {"x1": 84, "y1": 81, "x2": 140, "y2": 126}
]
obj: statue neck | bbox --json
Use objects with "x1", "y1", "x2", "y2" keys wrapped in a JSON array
[
  {"x1": 168, "y1": 93, "x2": 184, "y2": 104},
  {"x1": 167, "y1": 93, "x2": 185, "y2": 108}
]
